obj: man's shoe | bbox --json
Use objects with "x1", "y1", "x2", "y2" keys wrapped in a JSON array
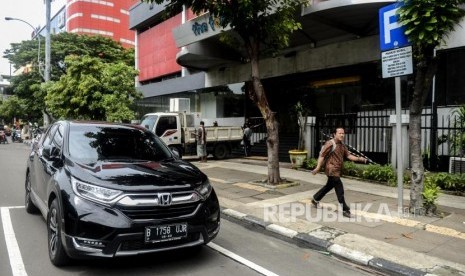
[
  {"x1": 342, "y1": 210, "x2": 353, "y2": 218},
  {"x1": 311, "y1": 198, "x2": 321, "y2": 209}
]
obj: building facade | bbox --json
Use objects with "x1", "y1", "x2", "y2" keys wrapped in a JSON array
[
  {"x1": 130, "y1": 1, "x2": 465, "y2": 169},
  {"x1": 37, "y1": 0, "x2": 137, "y2": 48},
  {"x1": 66, "y1": 0, "x2": 137, "y2": 48}
]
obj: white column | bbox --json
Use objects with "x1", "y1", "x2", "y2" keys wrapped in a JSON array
[
  {"x1": 305, "y1": 116, "x2": 316, "y2": 158},
  {"x1": 389, "y1": 114, "x2": 410, "y2": 169}
]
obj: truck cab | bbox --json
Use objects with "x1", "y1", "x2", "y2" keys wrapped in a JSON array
[{"x1": 140, "y1": 112, "x2": 186, "y2": 151}]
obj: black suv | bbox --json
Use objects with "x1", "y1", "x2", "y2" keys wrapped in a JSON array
[{"x1": 26, "y1": 121, "x2": 220, "y2": 266}]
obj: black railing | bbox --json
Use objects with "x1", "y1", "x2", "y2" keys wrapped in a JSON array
[
  {"x1": 247, "y1": 117, "x2": 267, "y2": 143},
  {"x1": 312, "y1": 108, "x2": 464, "y2": 172},
  {"x1": 244, "y1": 108, "x2": 465, "y2": 173},
  {"x1": 421, "y1": 107, "x2": 465, "y2": 172},
  {"x1": 314, "y1": 110, "x2": 401, "y2": 165}
]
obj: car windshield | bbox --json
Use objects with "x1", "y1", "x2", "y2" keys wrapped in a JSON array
[{"x1": 68, "y1": 125, "x2": 172, "y2": 163}]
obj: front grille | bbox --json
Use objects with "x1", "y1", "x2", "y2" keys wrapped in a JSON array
[
  {"x1": 117, "y1": 202, "x2": 200, "y2": 220},
  {"x1": 119, "y1": 233, "x2": 200, "y2": 251}
]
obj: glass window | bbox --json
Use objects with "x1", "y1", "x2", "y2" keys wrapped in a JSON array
[
  {"x1": 140, "y1": 115, "x2": 158, "y2": 132},
  {"x1": 68, "y1": 125, "x2": 172, "y2": 163},
  {"x1": 436, "y1": 47, "x2": 465, "y2": 106},
  {"x1": 52, "y1": 124, "x2": 64, "y2": 149},
  {"x1": 155, "y1": 116, "x2": 177, "y2": 136},
  {"x1": 41, "y1": 124, "x2": 58, "y2": 147}
]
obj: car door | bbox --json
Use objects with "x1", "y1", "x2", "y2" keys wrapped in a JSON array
[
  {"x1": 32, "y1": 124, "x2": 57, "y2": 205},
  {"x1": 35, "y1": 123, "x2": 64, "y2": 203}
]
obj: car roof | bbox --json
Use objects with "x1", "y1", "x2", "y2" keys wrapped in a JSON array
[{"x1": 65, "y1": 120, "x2": 147, "y2": 131}]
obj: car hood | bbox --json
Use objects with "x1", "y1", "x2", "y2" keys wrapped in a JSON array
[{"x1": 67, "y1": 159, "x2": 206, "y2": 191}]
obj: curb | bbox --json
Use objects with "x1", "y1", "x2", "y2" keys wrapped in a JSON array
[{"x1": 220, "y1": 208, "x2": 427, "y2": 276}]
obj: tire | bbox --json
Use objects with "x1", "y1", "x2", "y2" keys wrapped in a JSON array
[
  {"x1": 47, "y1": 199, "x2": 70, "y2": 266},
  {"x1": 213, "y1": 143, "x2": 229, "y2": 160},
  {"x1": 25, "y1": 173, "x2": 39, "y2": 214}
]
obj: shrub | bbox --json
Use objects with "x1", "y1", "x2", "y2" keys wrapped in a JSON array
[
  {"x1": 362, "y1": 164, "x2": 396, "y2": 185},
  {"x1": 303, "y1": 158, "x2": 317, "y2": 170},
  {"x1": 423, "y1": 175, "x2": 441, "y2": 215},
  {"x1": 342, "y1": 161, "x2": 364, "y2": 177},
  {"x1": 425, "y1": 172, "x2": 465, "y2": 194}
]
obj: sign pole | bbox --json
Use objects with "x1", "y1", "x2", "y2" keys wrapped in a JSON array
[
  {"x1": 395, "y1": 77, "x2": 403, "y2": 213},
  {"x1": 379, "y1": 2, "x2": 411, "y2": 214}
]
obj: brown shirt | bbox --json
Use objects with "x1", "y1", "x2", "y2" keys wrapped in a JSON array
[{"x1": 320, "y1": 139, "x2": 350, "y2": 177}]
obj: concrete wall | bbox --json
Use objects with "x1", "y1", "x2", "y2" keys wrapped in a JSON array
[
  {"x1": 206, "y1": 36, "x2": 380, "y2": 87},
  {"x1": 439, "y1": 17, "x2": 465, "y2": 50}
]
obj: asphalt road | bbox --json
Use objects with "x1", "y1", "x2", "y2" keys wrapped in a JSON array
[{"x1": 0, "y1": 140, "x2": 380, "y2": 276}]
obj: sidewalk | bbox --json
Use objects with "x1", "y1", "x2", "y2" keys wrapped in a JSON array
[{"x1": 192, "y1": 157, "x2": 465, "y2": 276}]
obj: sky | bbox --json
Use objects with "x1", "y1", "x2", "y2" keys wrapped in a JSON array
[{"x1": 0, "y1": 0, "x2": 66, "y2": 76}]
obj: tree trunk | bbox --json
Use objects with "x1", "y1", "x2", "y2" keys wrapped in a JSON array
[
  {"x1": 409, "y1": 48, "x2": 437, "y2": 214},
  {"x1": 248, "y1": 54, "x2": 281, "y2": 184}
]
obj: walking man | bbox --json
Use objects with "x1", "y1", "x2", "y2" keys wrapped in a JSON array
[
  {"x1": 196, "y1": 121, "x2": 207, "y2": 162},
  {"x1": 311, "y1": 127, "x2": 367, "y2": 218}
]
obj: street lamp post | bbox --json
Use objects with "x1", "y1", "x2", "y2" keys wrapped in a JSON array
[{"x1": 4, "y1": 17, "x2": 43, "y2": 78}]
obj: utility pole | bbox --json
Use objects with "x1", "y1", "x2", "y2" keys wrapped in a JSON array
[{"x1": 44, "y1": 0, "x2": 52, "y2": 126}]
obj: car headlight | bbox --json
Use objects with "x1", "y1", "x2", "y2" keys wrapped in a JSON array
[
  {"x1": 72, "y1": 178, "x2": 123, "y2": 205},
  {"x1": 196, "y1": 180, "x2": 212, "y2": 199}
]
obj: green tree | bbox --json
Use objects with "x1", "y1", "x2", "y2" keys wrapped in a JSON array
[
  {"x1": 0, "y1": 95, "x2": 28, "y2": 123},
  {"x1": 144, "y1": 0, "x2": 307, "y2": 184},
  {"x1": 398, "y1": 0, "x2": 465, "y2": 213},
  {"x1": 4, "y1": 32, "x2": 134, "y2": 80},
  {"x1": 45, "y1": 55, "x2": 140, "y2": 121},
  {"x1": 3, "y1": 32, "x2": 135, "y2": 122},
  {"x1": 5, "y1": 72, "x2": 44, "y2": 123}
]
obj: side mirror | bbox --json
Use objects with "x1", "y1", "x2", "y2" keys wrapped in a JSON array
[
  {"x1": 171, "y1": 147, "x2": 180, "y2": 158},
  {"x1": 42, "y1": 144, "x2": 61, "y2": 160}
]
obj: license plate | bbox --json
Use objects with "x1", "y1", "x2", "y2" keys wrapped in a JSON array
[{"x1": 145, "y1": 223, "x2": 188, "y2": 243}]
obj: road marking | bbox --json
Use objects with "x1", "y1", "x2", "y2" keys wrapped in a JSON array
[
  {"x1": 208, "y1": 242, "x2": 279, "y2": 276},
  {"x1": 209, "y1": 177, "x2": 228, "y2": 183},
  {"x1": 1, "y1": 206, "x2": 28, "y2": 276}
]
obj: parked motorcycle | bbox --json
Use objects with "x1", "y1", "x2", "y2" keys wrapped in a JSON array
[
  {"x1": 0, "y1": 130, "x2": 7, "y2": 144},
  {"x1": 11, "y1": 128, "x2": 23, "y2": 143}
]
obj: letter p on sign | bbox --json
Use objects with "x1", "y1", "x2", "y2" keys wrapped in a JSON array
[{"x1": 379, "y1": 2, "x2": 410, "y2": 51}]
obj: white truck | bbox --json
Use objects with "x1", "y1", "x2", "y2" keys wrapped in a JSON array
[{"x1": 140, "y1": 112, "x2": 244, "y2": 159}]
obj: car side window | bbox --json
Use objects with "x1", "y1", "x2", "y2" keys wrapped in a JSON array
[
  {"x1": 41, "y1": 124, "x2": 58, "y2": 147},
  {"x1": 52, "y1": 124, "x2": 64, "y2": 149}
]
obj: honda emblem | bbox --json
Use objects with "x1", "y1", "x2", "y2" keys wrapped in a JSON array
[{"x1": 158, "y1": 193, "x2": 172, "y2": 206}]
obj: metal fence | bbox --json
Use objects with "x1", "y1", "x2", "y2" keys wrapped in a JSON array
[
  {"x1": 314, "y1": 110, "x2": 400, "y2": 165},
  {"x1": 246, "y1": 107, "x2": 465, "y2": 173},
  {"x1": 421, "y1": 107, "x2": 465, "y2": 173},
  {"x1": 313, "y1": 107, "x2": 465, "y2": 172}
]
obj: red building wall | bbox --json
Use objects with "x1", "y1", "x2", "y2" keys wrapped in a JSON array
[
  {"x1": 66, "y1": 0, "x2": 135, "y2": 48},
  {"x1": 137, "y1": 14, "x2": 182, "y2": 82}
]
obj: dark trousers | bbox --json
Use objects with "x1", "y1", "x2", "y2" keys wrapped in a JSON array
[
  {"x1": 313, "y1": 176, "x2": 350, "y2": 211},
  {"x1": 244, "y1": 139, "x2": 251, "y2": 156}
]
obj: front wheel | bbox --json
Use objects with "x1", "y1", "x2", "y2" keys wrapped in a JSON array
[
  {"x1": 47, "y1": 199, "x2": 70, "y2": 266},
  {"x1": 25, "y1": 173, "x2": 39, "y2": 214}
]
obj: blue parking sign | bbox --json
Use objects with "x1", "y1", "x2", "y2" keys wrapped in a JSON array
[{"x1": 379, "y1": 2, "x2": 410, "y2": 51}]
